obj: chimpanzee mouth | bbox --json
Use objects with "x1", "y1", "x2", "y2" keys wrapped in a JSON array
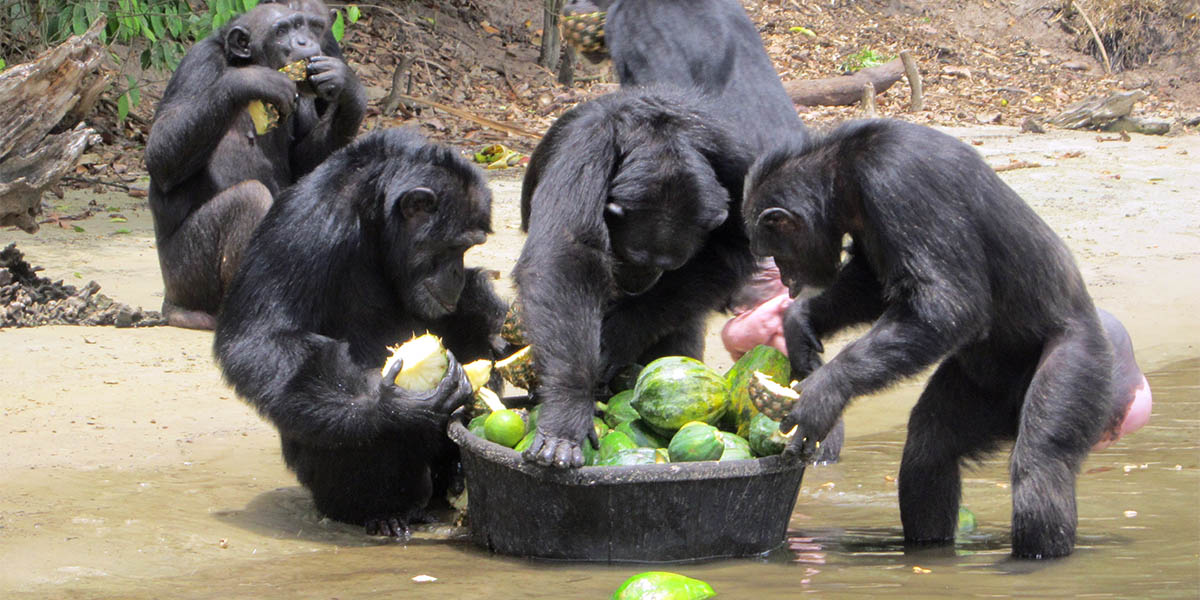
[
  {"x1": 613, "y1": 262, "x2": 662, "y2": 295},
  {"x1": 422, "y1": 282, "x2": 459, "y2": 315}
]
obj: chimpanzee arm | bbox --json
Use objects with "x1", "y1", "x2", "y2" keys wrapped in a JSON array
[
  {"x1": 290, "y1": 56, "x2": 366, "y2": 175},
  {"x1": 784, "y1": 252, "x2": 886, "y2": 377},
  {"x1": 146, "y1": 41, "x2": 298, "y2": 193}
]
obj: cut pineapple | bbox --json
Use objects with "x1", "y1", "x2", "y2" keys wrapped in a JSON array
[
  {"x1": 382, "y1": 333, "x2": 448, "y2": 392},
  {"x1": 495, "y1": 345, "x2": 537, "y2": 390},
  {"x1": 247, "y1": 59, "x2": 310, "y2": 135},
  {"x1": 463, "y1": 359, "x2": 493, "y2": 392}
]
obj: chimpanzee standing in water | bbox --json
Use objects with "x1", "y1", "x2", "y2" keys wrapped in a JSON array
[
  {"x1": 145, "y1": 1, "x2": 366, "y2": 330},
  {"x1": 215, "y1": 128, "x2": 505, "y2": 539},
  {"x1": 742, "y1": 118, "x2": 1121, "y2": 559},
  {"x1": 561, "y1": 0, "x2": 807, "y2": 151},
  {"x1": 516, "y1": 87, "x2": 758, "y2": 468}
]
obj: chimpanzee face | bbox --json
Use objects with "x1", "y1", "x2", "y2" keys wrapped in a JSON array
[
  {"x1": 225, "y1": 3, "x2": 325, "y2": 69},
  {"x1": 744, "y1": 165, "x2": 842, "y2": 294},
  {"x1": 603, "y1": 146, "x2": 729, "y2": 294},
  {"x1": 386, "y1": 168, "x2": 492, "y2": 320}
]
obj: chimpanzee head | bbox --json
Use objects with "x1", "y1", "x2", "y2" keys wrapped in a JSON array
[
  {"x1": 377, "y1": 139, "x2": 492, "y2": 321},
  {"x1": 743, "y1": 143, "x2": 846, "y2": 294},
  {"x1": 603, "y1": 135, "x2": 730, "y2": 295},
  {"x1": 223, "y1": 3, "x2": 325, "y2": 69}
]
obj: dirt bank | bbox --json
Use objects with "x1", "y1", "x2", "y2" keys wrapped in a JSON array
[{"x1": 0, "y1": 126, "x2": 1197, "y2": 593}]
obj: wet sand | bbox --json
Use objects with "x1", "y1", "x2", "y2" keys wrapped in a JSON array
[{"x1": 1, "y1": 126, "x2": 1197, "y2": 596}]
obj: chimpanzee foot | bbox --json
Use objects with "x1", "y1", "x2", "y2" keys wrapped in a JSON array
[
  {"x1": 162, "y1": 301, "x2": 217, "y2": 330},
  {"x1": 523, "y1": 432, "x2": 585, "y2": 469},
  {"x1": 365, "y1": 515, "x2": 412, "y2": 541}
]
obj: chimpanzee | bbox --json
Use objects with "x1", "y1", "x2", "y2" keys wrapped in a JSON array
[
  {"x1": 214, "y1": 128, "x2": 505, "y2": 539},
  {"x1": 561, "y1": 0, "x2": 807, "y2": 151},
  {"x1": 515, "y1": 87, "x2": 758, "y2": 468},
  {"x1": 743, "y1": 118, "x2": 1117, "y2": 559},
  {"x1": 145, "y1": 0, "x2": 366, "y2": 330}
]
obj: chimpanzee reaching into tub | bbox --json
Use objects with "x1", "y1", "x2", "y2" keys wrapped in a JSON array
[
  {"x1": 741, "y1": 118, "x2": 1140, "y2": 559},
  {"x1": 145, "y1": 0, "x2": 365, "y2": 330}
]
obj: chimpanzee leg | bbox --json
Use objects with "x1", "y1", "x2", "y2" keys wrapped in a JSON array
[
  {"x1": 159, "y1": 180, "x2": 272, "y2": 329},
  {"x1": 1010, "y1": 326, "x2": 1110, "y2": 558},
  {"x1": 900, "y1": 360, "x2": 1007, "y2": 545}
]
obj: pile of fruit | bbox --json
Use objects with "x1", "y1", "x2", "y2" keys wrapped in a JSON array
[{"x1": 466, "y1": 333, "x2": 804, "y2": 466}]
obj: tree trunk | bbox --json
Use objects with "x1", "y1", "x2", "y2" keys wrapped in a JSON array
[
  {"x1": 0, "y1": 17, "x2": 107, "y2": 233},
  {"x1": 539, "y1": 0, "x2": 566, "y2": 70}
]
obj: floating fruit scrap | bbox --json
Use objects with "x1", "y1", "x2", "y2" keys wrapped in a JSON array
[
  {"x1": 248, "y1": 59, "x2": 310, "y2": 135},
  {"x1": 611, "y1": 571, "x2": 715, "y2": 600}
]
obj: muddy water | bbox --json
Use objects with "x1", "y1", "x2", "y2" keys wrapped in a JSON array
[{"x1": 2, "y1": 357, "x2": 1195, "y2": 599}]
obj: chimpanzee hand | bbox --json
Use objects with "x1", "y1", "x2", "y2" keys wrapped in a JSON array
[
  {"x1": 379, "y1": 350, "x2": 473, "y2": 426},
  {"x1": 779, "y1": 373, "x2": 845, "y2": 463},
  {"x1": 306, "y1": 55, "x2": 351, "y2": 103},
  {"x1": 522, "y1": 398, "x2": 600, "y2": 469},
  {"x1": 783, "y1": 299, "x2": 825, "y2": 379},
  {"x1": 227, "y1": 65, "x2": 299, "y2": 118}
]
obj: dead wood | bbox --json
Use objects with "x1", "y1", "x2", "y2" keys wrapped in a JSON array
[
  {"x1": 0, "y1": 17, "x2": 107, "y2": 233},
  {"x1": 784, "y1": 57, "x2": 905, "y2": 107},
  {"x1": 1048, "y1": 90, "x2": 1147, "y2": 129}
]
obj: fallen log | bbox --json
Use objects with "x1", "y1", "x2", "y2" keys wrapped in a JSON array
[
  {"x1": 784, "y1": 57, "x2": 905, "y2": 107},
  {"x1": 0, "y1": 17, "x2": 107, "y2": 233}
]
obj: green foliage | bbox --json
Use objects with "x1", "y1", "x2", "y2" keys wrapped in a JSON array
[
  {"x1": 840, "y1": 47, "x2": 893, "y2": 73},
  {"x1": 1, "y1": 1, "x2": 359, "y2": 122}
]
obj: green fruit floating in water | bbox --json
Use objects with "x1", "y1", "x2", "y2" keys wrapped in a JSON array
[
  {"x1": 631, "y1": 356, "x2": 728, "y2": 433},
  {"x1": 723, "y1": 345, "x2": 791, "y2": 437},
  {"x1": 484, "y1": 409, "x2": 527, "y2": 448},
  {"x1": 667, "y1": 422, "x2": 725, "y2": 462},
  {"x1": 611, "y1": 571, "x2": 715, "y2": 600},
  {"x1": 747, "y1": 370, "x2": 801, "y2": 421}
]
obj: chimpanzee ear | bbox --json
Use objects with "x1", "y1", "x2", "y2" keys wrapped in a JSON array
[
  {"x1": 700, "y1": 207, "x2": 729, "y2": 231},
  {"x1": 399, "y1": 187, "x2": 438, "y2": 220},
  {"x1": 226, "y1": 26, "x2": 253, "y2": 61}
]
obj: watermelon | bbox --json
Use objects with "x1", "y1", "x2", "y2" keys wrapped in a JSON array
[
  {"x1": 615, "y1": 420, "x2": 669, "y2": 449},
  {"x1": 667, "y1": 422, "x2": 725, "y2": 462},
  {"x1": 611, "y1": 571, "x2": 715, "y2": 600},
  {"x1": 603, "y1": 390, "x2": 640, "y2": 428},
  {"x1": 631, "y1": 357, "x2": 728, "y2": 433},
  {"x1": 596, "y1": 447, "x2": 660, "y2": 466},
  {"x1": 514, "y1": 431, "x2": 536, "y2": 452},
  {"x1": 748, "y1": 412, "x2": 790, "y2": 457},
  {"x1": 723, "y1": 345, "x2": 791, "y2": 437},
  {"x1": 718, "y1": 432, "x2": 754, "y2": 461},
  {"x1": 598, "y1": 430, "x2": 638, "y2": 462}
]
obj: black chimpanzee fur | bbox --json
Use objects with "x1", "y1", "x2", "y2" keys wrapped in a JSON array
[
  {"x1": 562, "y1": 0, "x2": 807, "y2": 151},
  {"x1": 515, "y1": 87, "x2": 758, "y2": 468},
  {"x1": 214, "y1": 128, "x2": 505, "y2": 540},
  {"x1": 145, "y1": 0, "x2": 366, "y2": 330},
  {"x1": 743, "y1": 118, "x2": 1113, "y2": 559}
]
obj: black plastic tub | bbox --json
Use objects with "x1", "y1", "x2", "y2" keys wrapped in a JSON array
[{"x1": 447, "y1": 419, "x2": 805, "y2": 563}]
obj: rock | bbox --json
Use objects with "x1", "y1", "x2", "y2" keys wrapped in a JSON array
[
  {"x1": 1048, "y1": 90, "x2": 1148, "y2": 130},
  {"x1": 1103, "y1": 117, "x2": 1171, "y2": 136}
]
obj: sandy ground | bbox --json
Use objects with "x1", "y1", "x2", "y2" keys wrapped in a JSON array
[{"x1": 0, "y1": 125, "x2": 1198, "y2": 593}]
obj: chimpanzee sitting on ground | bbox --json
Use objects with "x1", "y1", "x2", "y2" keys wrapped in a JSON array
[
  {"x1": 561, "y1": 0, "x2": 807, "y2": 151},
  {"x1": 742, "y1": 118, "x2": 1120, "y2": 559},
  {"x1": 145, "y1": 0, "x2": 366, "y2": 330},
  {"x1": 214, "y1": 128, "x2": 505, "y2": 539},
  {"x1": 515, "y1": 87, "x2": 758, "y2": 468}
]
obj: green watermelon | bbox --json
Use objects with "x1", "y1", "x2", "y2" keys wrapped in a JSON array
[
  {"x1": 596, "y1": 447, "x2": 661, "y2": 466},
  {"x1": 615, "y1": 420, "x2": 670, "y2": 449},
  {"x1": 667, "y1": 422, "x2": 725, "y2": 462},
  {"x1": 611, "y1": 571, "x2": 715, "y2": 600},
  {"x1": 514, "y1": 431, "x2": 536, "y2": 452},
  {"x1": 631, "y1": 357, "x2": 728, "y2": 433},
  {"x1": 748, "y1": 412, "x2": 789, "y2": 457},
  {"x1": 724, "y1": 345, "x2": 791, "y2": 437},
  {"x1": 598, "y1": 430, "x2": 638, "y2": 462},
  {"x1": 718, "y1": 432, "x2": 754, "y2": 461},
  {"x1": 603, "y1": 390, "x2": 640, "y2": 428}
]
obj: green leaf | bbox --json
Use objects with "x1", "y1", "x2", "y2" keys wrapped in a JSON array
[
  {"x1": 72, "y1": 225, "x2": 86, "y2": 233},
  {"x1": 331, "y1": 10, "x2": 345, "y2": 41},
  {"x1": 347, "y1": 5, "x2": 360, "y2": 23},
  {"x1": 0, "y1": 59, "x2": 6, "y2": 72},
  {"x1": 72, "y1": 6, "x2": 88, "y2": 35},
  {"x1": 118, "y1": 94, "x2": 130, "y2": 122},
  {"x1": 110, "y1": 216, "x2": 128, "y2": 223},
  {"x1": 74, "y1": 272, "x2": 83, "y2": 278},
  {"x1": 115, "y1": 228, "x2": 132, "y2": 235}
]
